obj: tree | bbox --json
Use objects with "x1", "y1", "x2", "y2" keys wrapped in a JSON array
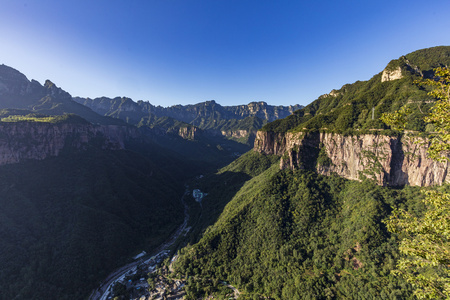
[
  {"x1": 382, "y1": 67, "x2": 450, "y2": 299},
  {"x1": 385, "y1": 190, "x2": 450, "y2": 299},
  {"x1": 381, "y1": 67, "x2": 450, "y2": 161},
  {"x1": 419, "y1": 67, "x2": 450, "y2": 162}
]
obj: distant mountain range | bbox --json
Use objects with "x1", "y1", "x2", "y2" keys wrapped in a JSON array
[
  {"x1": 73, "y1": 97, "x2": 302, "y2": 145},
  {"x1": 0, "y1": 63, "x2": 302, "y2": 147}
]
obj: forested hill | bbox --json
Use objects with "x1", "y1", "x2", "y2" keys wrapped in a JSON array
[
  {"x1": 262, "y1": 46, "x2": 450, "y2": 134},
  {"x1": 173, "y1": 151, "x2": 431, "y2": 299},
  {"x1": 171, "y1": 46, "x2": 450, "y2": 299}
]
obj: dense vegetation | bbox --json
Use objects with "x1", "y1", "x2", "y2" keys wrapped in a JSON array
[
  {"x1": 183, "y1": 151, "x2": 281, "y2": 244},
  {"x1": 0, "y1": 147, "x2": 185, "y2": 299},
  {"x1": 174, "y1": 154, "x2": 434, "y2": 299},
  {"x1": 263, "y1": 46, "x2": 450, "y2": 134}
]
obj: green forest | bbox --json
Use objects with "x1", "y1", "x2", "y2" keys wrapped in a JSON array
[{"x1": 174, "y1": 151, "x2": 447, "y2": 299}]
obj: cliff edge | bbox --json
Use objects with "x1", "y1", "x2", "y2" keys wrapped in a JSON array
[{"x1": 254, "y1": 130, "x2": 449, "y2": 187}]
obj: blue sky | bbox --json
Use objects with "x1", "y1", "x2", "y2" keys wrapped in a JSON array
[{"x1": 1, "y1": 0, "x2": 450, "y2": 107}]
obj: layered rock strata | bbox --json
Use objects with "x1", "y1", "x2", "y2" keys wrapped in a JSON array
[
  {"x1": 0, "y1": 122, "x2": 138, "y2": 165},
  {"x1": 254, "y1": 131, "x2": 449, "y2": 187}
]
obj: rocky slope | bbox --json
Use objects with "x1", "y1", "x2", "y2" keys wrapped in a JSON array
[
  {"x1": 0, "y1": 121, "x2": 139, "y2": 165},
  {"x1": 254, "y1": 130, "x2": 449, "y2": 187}
]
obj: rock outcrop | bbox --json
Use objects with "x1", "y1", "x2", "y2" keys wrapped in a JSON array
[
  {"x1": 254, "y1": 130, "x2": 449, "y2": 187},
  {"x1": 0, "y1": 122, "x2": 139, "y2": 165},
  {"x1": 381, "y1": 66, "x2": 403, "y2": 82},
  {"x1": 380, "y1": 56, "x2": 424, "y2": 82},
  {"x1": 177, "y1": 126, "x2": 200, "y2": 140},
  {"x1": 319, "y1": 89, "x2": 341, "y2": 99}
]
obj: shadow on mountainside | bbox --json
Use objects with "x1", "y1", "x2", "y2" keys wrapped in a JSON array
[{"x1": 184, "y1": 170, "x2": 252, "y2": 245}]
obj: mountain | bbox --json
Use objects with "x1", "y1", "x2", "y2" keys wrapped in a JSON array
[
  {"x1": 72, "y1": 96, "x2": 302, "y2": 169},
  {"x1": 255, "y1": 46, "x2": 450, "y2": 186},
  {"x1": 171, "y1": 46, "x2": 450, "y2": 299},
  {"x1": 174, "y1": 154, "x2": 421, "y2": 299},
  {"x1": 263, "y1": 46, "x2": 450, "y2": 134},
  {"x1": 73, "y1": 96, "x2": 302, "y2": 145},
  {"x1": 0, "y1": 64, "x2": 124, "y2": 125},
  {"x1": 0, "y1": 65, "x2": 253, "y2": 172}
]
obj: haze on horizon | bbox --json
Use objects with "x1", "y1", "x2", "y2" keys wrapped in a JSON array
[{"x1": 1, "y1": 0, "x2": 450, "y2": 107}]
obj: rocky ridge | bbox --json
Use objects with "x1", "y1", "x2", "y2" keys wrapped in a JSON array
[
  {"x1": 0, "y1": 64, "x2": 124, "y2": 125},
  {"x1": 74, "y1": 97, "x2": 301, "y2": 143},
  {"x1": 75, "y1": 98, "x2": 301, "y2": 124}
]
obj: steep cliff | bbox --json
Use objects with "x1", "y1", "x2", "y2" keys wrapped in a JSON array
[
  {"x1": 0, "y1": 121, "x2": 139, "y2": 165},
  {"x1": 254, "y1": 46, "x2": 450, "y2": 187},
  {"x1": 254, "y1": 130, "x2": 449, "y2": 187}
]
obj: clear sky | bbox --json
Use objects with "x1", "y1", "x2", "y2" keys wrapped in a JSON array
[{"x1": 1, "y1": 0, "x2": 449, "y2": 107}]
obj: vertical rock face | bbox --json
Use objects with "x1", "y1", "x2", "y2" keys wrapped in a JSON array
[
  {"x1": 177, "y1": 126, "x2": 200, "y2": 140},
  {"x1": 254, "y1": 131, "x2": 450, "y2": 187},
  {"x1": 0, "y1": 122, "x2": 139, "y2": 165}
]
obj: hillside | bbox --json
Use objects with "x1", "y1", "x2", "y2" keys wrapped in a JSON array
[
  {"x1": 173, "y1": 151, "x2": 438, "y2": 299},
  {"x1": 254, "y1": 46, "x2": 450, "y2": 186},
  {"x1": 0, "y1": 69, "x2": 204, "y2": 299},
  {"x1": 171, "y1": 46, "x2": 450, "y2": 299},
  {"x1": 263, "y1": 46, "x2": 450, "y2": 134}
]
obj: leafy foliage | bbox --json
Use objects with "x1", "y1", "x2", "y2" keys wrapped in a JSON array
[
  {"x1": 382, "y1": 66, "x2": 450, "y2": 299},
  {"x1": 420, "y1": 67, "x2": 450, "y2": 161},
  {"x1": 385, "y1": 190, "x2": 450, "y2": 299}
]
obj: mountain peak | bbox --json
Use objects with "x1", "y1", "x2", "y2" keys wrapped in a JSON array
[{"x1": 44, "y1": 79, "x2": 56, "y2": 88}]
